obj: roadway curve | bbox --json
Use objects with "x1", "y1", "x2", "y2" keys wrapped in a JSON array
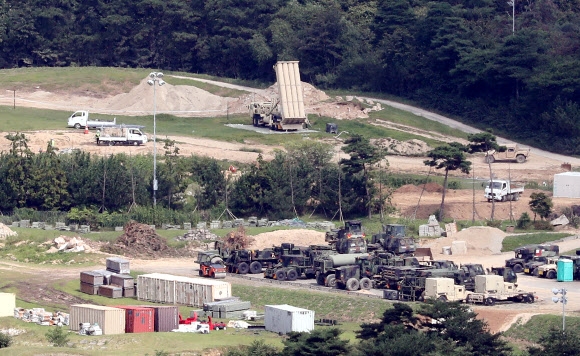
[{"x1": 172, "y1": 75, "x2": 580, "y2": 165}]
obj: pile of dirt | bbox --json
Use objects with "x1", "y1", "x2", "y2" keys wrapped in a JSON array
[
  {"x1": 101, "y1": 221, "x2": 183, "y2": 259},
  {"x1": 0, "y1": 223, "x2": 17, "y2": 238},
  {"x1": 395, "y1": 182, "x2": 443, "y2": 194},
  {"x1": 396, "y1": 185, "x2": 423, "y2": 194},
  {"x1": 424, "y1": 182, "x2": 444, "y2": 193},
  {"x1": 373, "y1": 138, "x2": 432, "y2": 156},
  {"x1": 423, "y1": 226, "x2": 506, "y2": 256},
  {"x1": 249, "y1": 229, "x2": 326, "y2": 250}
]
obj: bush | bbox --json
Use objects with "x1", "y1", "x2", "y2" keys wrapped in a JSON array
[
  {"x1": 486, "y1": 219, "x2": 502, "y2": 228},
  {"x1": 45, "y1": 326, "x2": 70, "y2": 347},
  {"x1": 533, "y1": 220, "x2": 554, "y2": 231},
  {"x1": 0, "y1": 332, "x2": 12, "y2": 348},
  {"x1": 517, "y1": 212, "x2": 532, "y2": 229}
]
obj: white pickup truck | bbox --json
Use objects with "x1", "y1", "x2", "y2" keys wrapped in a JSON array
[
  {"x1": 484, "y1": 179, "x2": 524, "y2": 202},
  {"x1": 67, "y1": 110, "x2": 117, "y2": 129},
  {"x1": 97, "y1": 126, "x2": 147, "y2": 146}
]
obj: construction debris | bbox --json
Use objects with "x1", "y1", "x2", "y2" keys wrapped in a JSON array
[
  {"x1": 101, "y1": 220, "x2": 172, "y2": 258},
  {"x1": 46, "y1": 235, "x2": 93, "y2": 253},
  {"x1": 13, "y1": 308, "x2": 69, "y2": 326},
  {"x1": 176, "y1": 229, "x2": 219, "y2": 242},
  {"x1": 0, "y1": 223, "x2": 17, "y2": 238}
]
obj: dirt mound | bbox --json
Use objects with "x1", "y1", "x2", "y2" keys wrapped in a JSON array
[
  {"x1": 220, "y1": 226, "x2": 255, "y2": 250},
  {"x1": 423, "y1": 226, "x2": 506, "y2": 256},
  {"x1": 424, "y1": 182, "x2": 443, "y2": 193},
  {"x1": 396, "y1": 185, "x2": 423, "y2": 194},
  {"x1": 101, "y1": 221, "x2": 185, "y2": 259},
  {"x1": 373, "y1": 138, "x2": 432, "y2": 156},
  {"x1": 249, "y1": 229, "x2": 326, "y2": 250}
]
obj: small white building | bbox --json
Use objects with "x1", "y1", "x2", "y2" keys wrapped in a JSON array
[
  {"x1": 0, "y1": 293, "x2": 16, "y2": 317},
  {"x1": 553, "y1": 172, "x2": 580, "y2": 198},
  {"x1": 264, "y1": 304, "x2": 314, "y2": 334}
]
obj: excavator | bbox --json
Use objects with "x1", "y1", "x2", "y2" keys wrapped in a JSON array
[{"x1": 196, "y1": 251, "x2": 227, "y2": 279}]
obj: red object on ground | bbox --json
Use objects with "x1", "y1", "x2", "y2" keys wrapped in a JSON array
[
  {"x1": 84, "y1": 125, "x2": 89, "y2": 134},
  {"x1": 178, "y1": 312, "x2": 198, "y2": 325},
  {"x1": 113, "y1": 306, "x2": 155, "y2": 333}
]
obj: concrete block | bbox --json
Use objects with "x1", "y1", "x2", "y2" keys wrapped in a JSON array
[{"x1": 450, "y1": 241, "x2": 467, "y2": 255}]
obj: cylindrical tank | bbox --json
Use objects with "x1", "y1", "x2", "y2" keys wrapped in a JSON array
[{"x1": 328, "y1": 253, "x2": 368, "y2": 267}]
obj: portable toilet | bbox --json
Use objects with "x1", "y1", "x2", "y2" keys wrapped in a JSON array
[{"x1": 557, "y1": 259, "x2": 573, "y2": 282}]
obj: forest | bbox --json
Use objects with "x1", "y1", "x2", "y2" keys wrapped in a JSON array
[{"x1": 1, "y1": 0, "x2": 579, "y2": 153}]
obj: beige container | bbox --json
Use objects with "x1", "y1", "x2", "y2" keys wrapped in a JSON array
[
  {"x1": 475, "y1": 275, "x2": 504, "y2": 294},
  {"x1": 0, "y1": 293, "x2": 16, "y2": 317},
  {"x1": 425, "y1": 278, "x2": 454, "y2": 299},
  {"x1": 69, "y1": 304, "x2": 125, "y2": 335},
  {"x1": 137, "y1": 273, "x2": 231, "y2": 306}
]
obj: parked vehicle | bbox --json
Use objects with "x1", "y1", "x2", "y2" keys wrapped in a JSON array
[
  {"x1": 313, "y1": 253, "x2": 370, "y2": 287},
  {"x1": 523, "y1": 256, "x2": 552, "y2": 276},
  {"x1": 248, "y1": 61, "x2": 308, "y2": 131},
  {"x1": 67, "y1": 110, "x2": 117, "y2": 129},
  {"x1": 368, "y1": 224, "x2": 416, "y2": 255},
  {"x1": 537, "y1": 258, "x2": 558, "y2": 279},
  {"x1": 484, "y1": 179, "x2": 524, "y2": 202},
  {"x1": 505, "y1": 244, "x2": 559, "y2": 273},
  {"x1": 223, "y1": 248, "x2": 278, "y2": 275},
  {"x1": 195, "y1": 251, "x2": 227, "y2": 279},
  {"x1": 325, "y1": 220, "x2": 368, "y2": 254},
  {"x1": 425, "y1": 275, "x2": 535, "y2": 305},
  {"x1": 484, "y1": 143, "x2": 530, "y2": 163},
  {"x1": 97, "y1": 126, "x2": 148, "y2": 146}
]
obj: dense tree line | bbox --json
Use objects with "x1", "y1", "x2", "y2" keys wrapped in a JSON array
[
  {"x1": 0, "y1": 134, "x2": 390, "y2": 220},
  {"x1": 1, "y1": 0, "x2": 579, "y2": 153},
  {"x1": 225, "y1": 301, "x2": 579, "y2": 356}
]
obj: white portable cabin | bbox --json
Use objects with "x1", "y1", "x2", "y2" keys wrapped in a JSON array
[
  {"x1": 0, "y1": 293, "x2": 16, "y2": 317},
  {"x1": 553, "y1": 172, "x2": 580, "y2": 198},
  {"x1": 264, "y1": 304, "x2": 314, "y2": 334}
]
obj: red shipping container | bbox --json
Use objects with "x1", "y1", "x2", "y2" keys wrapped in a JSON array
[{"x1": 113, "y1": 306, "x2": 154, "y2": 333}]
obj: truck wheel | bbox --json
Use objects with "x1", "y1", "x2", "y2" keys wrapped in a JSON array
[
  {"x1": 485, "y1": 155, "x2": 495, "y2": 164},
  {"x1": 286, "y1": 269, "x2": 298, "y2": 281},
  {"x1": 484, "y1": 297, "x2": 496, "y2": 306},
  {"x1": 316, "y1": 272, "x2": 326, "y2": 286},
  {"x1": 74, "y1": 123, "x2": 81, "y2": 129},
  {"x1": 275, "y1": 269, "x2": 287, "y2": 281},
  {"x1": 359, "y1": 277, "x2": 372, "y2": 290},
  {"x1": 532, "y1": 268, "x2": 539, "y2": 276},
  {"x1": 199, "y1": 269, "x2": 204, "y2": 276},
  {"x1": 325, "y1": 275, "x2": 336, "y2": 288},
  {"x1": 108, "y1": 141, "x2": 114, "y2": 146},
  {"x1": 526, "y1": 294, "x2": 535, "y2": 303},
  {"x1": 516, "y1": 154, "x2": 526, "y2": 163},
  {"x1": 249, "y1": 261, "x2": 262, "y2": 274},
  {"x1": 438, "y1": 295, "x2": 448, "y2": 302},
  {"x1": 346, "y1": 278, "x2": 360, "y2": 291},
  {"x1": 547, "y1": 270, "x2": 556, "y2": 279},
  {"x1": 513, "y1": 264, "x2": 524, "y2": 273},
  {"x1": 237, "y1": 262, "x2": 249, "y2": 275}
]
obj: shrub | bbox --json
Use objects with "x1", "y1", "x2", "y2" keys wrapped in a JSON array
[
  {"x1": 517, "y1": 212, "x2": 532, "y2": 229},
  {"x1": 486, "y1": 219, "x2": 502, "y2": 228},
  {"x1": 0, "y1": 332, "x2": 12, "y2": 348},
  {"x1": 45, "y1": 326, "x2": 70, "y2": 347},
  {"x1": 533, "y1": 221, "x2": 554, "y2": 231}
]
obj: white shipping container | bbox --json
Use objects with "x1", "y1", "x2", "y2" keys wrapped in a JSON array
[
  {"x1": 0, "y1": 293, "x2": 16, "y2": 317},
  {"x1": 69, "y1": 304, "x2": 125, "y2": 335},
  {"x1": 264, "y1": 304, "x2": 314, "y2": 335},
  {"x1": 137, "y1": 273, "x2": 231, "y2": 306},
  {"x1": 553, "y1": 172, "x2": 580, "y2": 198}
]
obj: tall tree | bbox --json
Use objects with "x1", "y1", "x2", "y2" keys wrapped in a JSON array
[
  {"x1": 424, "y1": 142, "x2": 471, "y2": 221},
  {"x1": 529, "y1": 192, "x2": 553, "y2": 221},
  {"x1": 341, "y1": 134, "x2": 384, "y2": 218}
]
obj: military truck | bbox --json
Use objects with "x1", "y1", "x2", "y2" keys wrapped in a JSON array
[
  {"x1": 537, "y1": 258, "x2": 558, "y2": 279},
  {"x1": 484, "y1": 143, "x2": 530, "y2": 164},
  {"x1": 313, "y1": 253, "x2": 370, "y2": 287},
  {"x1": 248, "y1": 61, "x2": 308, "y2": 131},
  {"x1": 264, "y1": 244, "x2": 335, "y2": 281},
  {"x1": 325, "y1": 220, "x2": 368, "y2": 254},
  {"x1": 505, "y1": 244, "x2": 559, "y2": 273},
  {"x1": 523, "y1": 256, "x2": 552, "y2": 276},
  {"x1": 425, "y1": 275, "x2": 535, "y2": 305},
  {"x1": 223, "y1": 248, "x2": 278, "y2": 275},
  {"x1": 333, "y1": 253, "x2": 411, "y2": 291},
  {"x1": 488, "y1": 266, "x2": 518, "y2": 284},
  {"x1": 368, "y1": 224, "x2": 416, "y2": 256}
]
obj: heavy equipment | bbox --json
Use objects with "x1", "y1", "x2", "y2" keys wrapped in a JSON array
[
  {"x1": 368, "y1": 224, "x2": 416, "y2": 256},
  {"x1": 325, "y1": 220, "x2": 368, "y2": 254},
  {"x1": 195, "y1": 251, "x2": 227, "y2": 279},
  {"x1": 223, "y1": 248, "x2": 278, "y2": 275},
  {"x1": 248, "y1": 61, "x2": 308, "y2": 131},
  {"x1": 505, "y1": 244, "x2": 559, "y2": 273}
]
